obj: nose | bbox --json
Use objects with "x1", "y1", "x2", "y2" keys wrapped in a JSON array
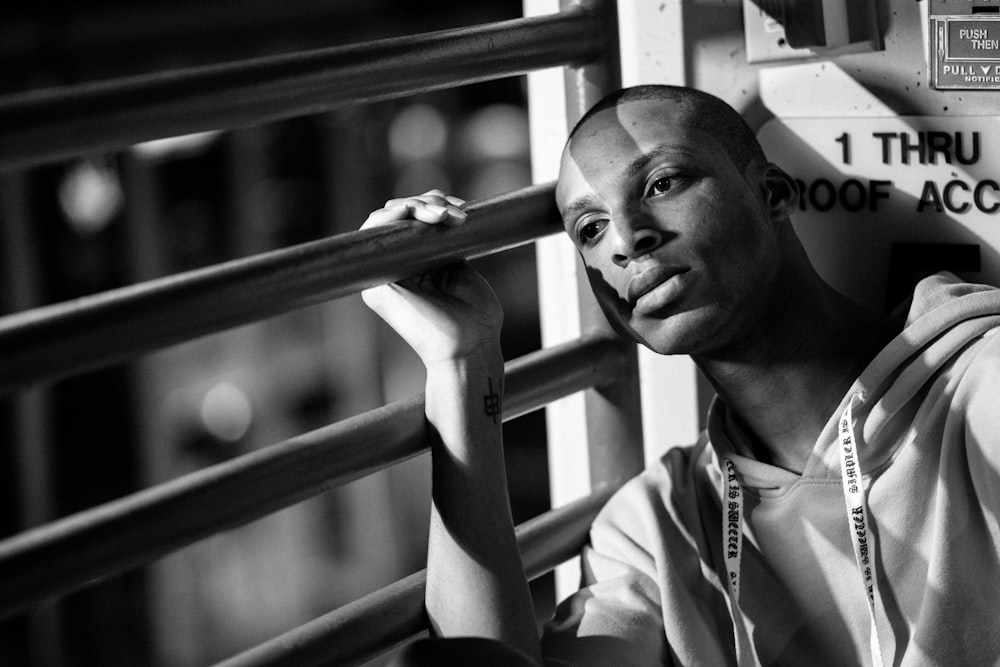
[{"x1": 610, "y1": 215, "x2": 665, "y2": 267}]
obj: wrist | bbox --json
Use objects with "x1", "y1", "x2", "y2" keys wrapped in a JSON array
[
  {"x1": 424, "y1": 340, "x2": 503, "y2": 377},
  {"x1": 423, "y1": 343, "x2": 504, "y2": 440}
]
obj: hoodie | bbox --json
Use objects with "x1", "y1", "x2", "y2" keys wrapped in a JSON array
[{"x1": 542, "y1": 273, "x2": 1000, "y2": 667}]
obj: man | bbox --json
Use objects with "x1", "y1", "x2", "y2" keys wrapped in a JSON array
[{"x1": 363, "y1": 85, "x2": 1000, "y2": 665}]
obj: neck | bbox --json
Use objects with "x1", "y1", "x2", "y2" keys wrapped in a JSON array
[{"x1": 695, "y1": 270, "x2": 901, "y2": 474}]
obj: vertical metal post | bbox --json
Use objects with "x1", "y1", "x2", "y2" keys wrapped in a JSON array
[
  {"x1": 119, "y1": 148, "x2": 178, "y2": 667},
  {"x1": 614, "y1": 0, "x2": 704, "y2": 467},
  {"x1": 0, "y1": 173, "x2": 64, "y2": 666},
  {"x1": 558, "y1": 0, "x2": 646, "y2": 490},
  {"x1": 227, "y1": 128, "x2": 274, "y2": 258},
  {"x1": 527, "y1": 0, "x2": 645, "y2": 599}
]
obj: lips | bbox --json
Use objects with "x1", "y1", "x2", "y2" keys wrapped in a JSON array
[
  {"x1": 626, "y1": 265, "x2": 688, "y2": 305},
  {"x1": 622, "y1": 265, "x2": 693, "y2": 317}
]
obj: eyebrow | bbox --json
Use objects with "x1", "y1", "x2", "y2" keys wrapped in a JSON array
[
  {"x1": 560, "y1": 196, "x2": 599, "y2": 226},
  {"x1": 625, "y1": 144, "x2": 696, "y2": 179}
]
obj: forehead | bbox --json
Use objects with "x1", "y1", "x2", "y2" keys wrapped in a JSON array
[{"x1": 556, "y1": 99, "x2": 728, "y2": 208}]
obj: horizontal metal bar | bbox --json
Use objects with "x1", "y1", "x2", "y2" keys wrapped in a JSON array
[
  {"x1": 0, "y1": 394, "x2": 423, "y2": 619},
  {"x1": 0, "y1": 183, "x2": 561, "y2": 394},
  {"x1": 0, "y1": 9, "x2": 604, "y2": 170},
  {"x1": 0, "y1": 4, "x2": 518, "y2": 90},
  {"x1": 0, "y1": 334, "x2": 626, "y2": 618},
  {"x1": 216, "y1": 486, "x2": 618, "y2": 667},
  {"x1": 504, "y1": 337, "x2": 627, "y2": 421}
]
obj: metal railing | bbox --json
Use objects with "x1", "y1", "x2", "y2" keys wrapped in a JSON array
[
  {"x1": 0, "y1": 184, "x2": 561, "y2": 393},
  {"x1": 0, "y1": 3, "x2": 633, "y2": 665},
  {"x1": 217, "y1": 485, "x2": 618, "y2": 667},
  {"x1": 0, "y1": 333, "x2": 629, "y2": 619},
  {"x1": 0, "y1": 9, "x2": 606, "y2": 170}
]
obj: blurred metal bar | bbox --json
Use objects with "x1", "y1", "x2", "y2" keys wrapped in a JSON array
[
  {"x1": 0, "y1": 184, "x2": 561, "y2": 394},
  {"x1": 0, "y1": 4, "x2": 523, "y2": 92},
  {"x1": 0, "y1": 334, "x2": 625, "y2": 619},
  {"x1": 0, "y1": 172, "x2": 65, "y2": 666},
  {"x1": 215, "y1": 485, "x2": 616, "y2": 667},
  {"x1": 504, "y1": 337, "x2": 627, "y2": 421},
  {"x1": 517, "y1": 484, "x2": 617, "y2": 581},
  {"x1": 0, "y1": 2, "x2": 414, "y2": 64},
  {"x1": 0, "y1": 9, "x2": 606, "y2": 170}
]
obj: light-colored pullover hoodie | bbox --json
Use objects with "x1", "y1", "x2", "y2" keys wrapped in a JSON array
[{"x1": 542, "y1": 272, "x2": 1000, "y2": 666}]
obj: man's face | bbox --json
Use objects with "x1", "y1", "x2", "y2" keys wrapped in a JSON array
[{"x1": 556, "y1": 99, "x2": 783, "y2": 357}]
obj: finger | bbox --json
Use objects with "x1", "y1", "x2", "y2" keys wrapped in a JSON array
[
  {"x1": 415, "y1": 190, "x2": 467, "y2": 209},
  {"x1": 408, "y1": 201, "x2": 455, "y2": 224},
  {"x1": 415, "y1": 193, "x2": 467, "y2": 225},
  {"x1": 445, "y1": 195, "x2": 467, "y2": 209},
  {"x1": 390, "y1": 191, "x2": 467, "y2": 214},
  {"x1": 385, "y1": 192, "x2": 450, "y2": 209},
  {"x1": 401, "y1": 199, "x2": 466, "y2": 226},
  {"x1": 418, "y1": 191, "x2": 467, "y2": 213},
  {"x1": 419, "y1": 189, "x2": 465, "y2": 204},
  {"x1": 367, "y1": 192, "x2": 467, "y2": 230},
  {"x1": 362, "y1": 203, "x2": 417, "y2": 229}
]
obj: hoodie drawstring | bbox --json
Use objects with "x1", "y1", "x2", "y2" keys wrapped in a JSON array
[
  {"x1": 721, "y1": 457, "x2": 761, "y2": 667},
  {"x1": 721, "y1": 393, "x2": 887, "y2": 667},
  {"x1": 837, "y1": 393, "x2": 886, "y2": 667}
]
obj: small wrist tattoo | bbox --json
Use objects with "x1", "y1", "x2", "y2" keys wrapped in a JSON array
[{"x1": 483, "y1": 377, "x2": 502, "y2": 424}]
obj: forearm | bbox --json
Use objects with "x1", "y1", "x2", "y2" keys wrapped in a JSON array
[{"x1": 423, "y1": 346, "x2": 542, "y2": 664}]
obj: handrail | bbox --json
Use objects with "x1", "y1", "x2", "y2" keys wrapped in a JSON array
[
  {"x1": 217, "y1": 485, "x2": 618, "y2": 667},
  {"x1": 0, "y1": 9, "x2": 606, "y2": 170},
  {"x1": 0, "y1": 184, "x2": 562, "y2": 394},
  {"x1": 0, "y1": 335, "x2": 628, "y2": 619}
]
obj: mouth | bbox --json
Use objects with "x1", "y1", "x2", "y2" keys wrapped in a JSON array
[{"x1": 626, "y1": 266, "x2": 690, "y2": 314}]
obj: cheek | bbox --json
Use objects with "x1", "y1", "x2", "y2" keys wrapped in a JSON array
[
  {"x1": 689, "y1": 202, "x2": 774, "y2": 280},
  {"x1": 584, "y1": 261, "x2": 621, "y2": 301},
  {"x1": 579, "y1": 249, "x2": 626, "y2": 299},
  {"x1": 583, "y1": 263, "x2": 642, "y2": 340}
]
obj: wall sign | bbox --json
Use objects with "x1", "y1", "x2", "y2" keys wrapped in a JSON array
[
  {"x1": 757, "y1": 116, "x2": 1000, "y2": 310},
  {"x1": 931, "y1": 0, "x2": 1000, "y2": 89}
]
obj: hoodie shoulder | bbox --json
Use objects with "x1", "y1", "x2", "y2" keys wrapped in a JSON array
[
  {"x1": 850, "y1": 271, "x2": 1000, "y2": 433},
  {"x1": 905, "y1": 271, "x2": 1000, "y2": 326}
]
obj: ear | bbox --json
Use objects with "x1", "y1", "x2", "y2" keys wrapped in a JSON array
[{"x1": 761, "y1": 163, "x2": 799, "y2": 220}]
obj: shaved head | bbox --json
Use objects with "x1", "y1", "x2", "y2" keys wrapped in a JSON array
[{"x1": 568, "y1": 85, "x2": 767, "y2": 174}]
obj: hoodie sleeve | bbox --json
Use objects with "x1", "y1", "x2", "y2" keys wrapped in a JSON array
[
  {"x1": 539, "y1": 442, "x2": 735, "y2": 667},
  {"x1": 963, "y1": 328, "x2": 1000, "y2": 525},
  {"x1": 540, "y1": 505, "x2": 669, "y2": 667}
]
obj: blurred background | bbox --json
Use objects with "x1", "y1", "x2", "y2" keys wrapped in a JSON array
[{"x1": 0, "y1": 1, "x2": 552, "y2": 664}]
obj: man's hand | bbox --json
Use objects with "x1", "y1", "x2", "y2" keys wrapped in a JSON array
[{"x1": 360, "y1": 190, "x2": 503, "y2": 366}]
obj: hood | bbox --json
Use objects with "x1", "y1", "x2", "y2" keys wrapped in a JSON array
[
  {"x1": 812, "y1": 271, "x2": 1000, "y2": 478},
  {"x1": 708, "y1": 272, "x2": 1000, "y2": 486}
]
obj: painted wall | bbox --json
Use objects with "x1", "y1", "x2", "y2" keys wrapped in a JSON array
[{"x1": 686, "y1": 0, "x2": 1000, "y2": 311}]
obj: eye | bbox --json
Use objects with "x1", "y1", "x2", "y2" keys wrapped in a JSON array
[
  {"x1": 575, "y1": 218, "x2": 607, "y2": 245},
  {"x1": 646, "y1": 176, "x2": 673, "y2": 197}
]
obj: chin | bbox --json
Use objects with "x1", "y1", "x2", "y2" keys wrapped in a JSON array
[{"x1": 627, "y1": 309, "x2": 725, "y2": 357}]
